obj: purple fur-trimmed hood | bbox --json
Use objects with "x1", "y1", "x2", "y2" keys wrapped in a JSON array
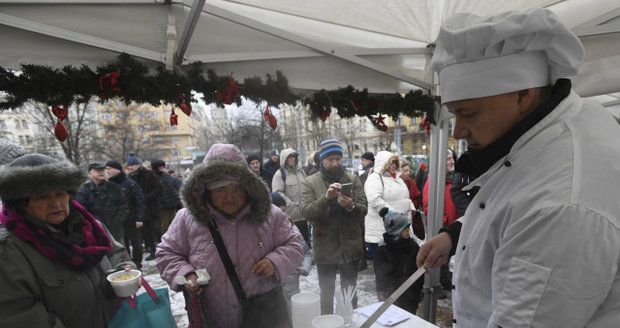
[{"x1": 181, "y1": 144, "x2": 271, "y2": 225}]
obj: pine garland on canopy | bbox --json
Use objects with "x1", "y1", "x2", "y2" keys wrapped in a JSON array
[{"x1": 0, "y1": 53, "x2": 437, "y2": 132}]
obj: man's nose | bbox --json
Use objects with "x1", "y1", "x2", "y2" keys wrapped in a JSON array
[{"x1": 452, "y1": 119, "x2": 468, "y2": 140}]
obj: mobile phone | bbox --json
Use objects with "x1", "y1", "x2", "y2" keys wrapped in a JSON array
[{"x1": 340, "y1": 183, "x2": 353, "y2": 196}]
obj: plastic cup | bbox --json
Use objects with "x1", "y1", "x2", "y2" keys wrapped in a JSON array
[
  {"x1": 312, "y1": 314, "x2": 344, "y2": 328},
  {"x1": 107, "y1": 269, "x2": 142, "y2": 297},
  {"x1": 292, "y1": 292, "x2": 321, "y2": 328}
]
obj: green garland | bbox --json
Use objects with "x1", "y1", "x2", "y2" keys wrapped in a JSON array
[{"x1": 0, "y1": 53, "x2": 437, "y2": 129}]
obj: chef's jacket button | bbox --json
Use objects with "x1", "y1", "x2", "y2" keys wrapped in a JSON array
[
  {"x1": 453, "y1": 319, "x2": 457, "y2": 323},
  {"x1": 451, "y1": 284, "x2": 455, "y2": 290},
  {"x1": 504, "y1": 160, "x2": 512, "y2": 167},
  {"x1": 479, "y1": 203, "x2": 486, "y2": 209},
  {"x1": 462, "y1": 245, "x2": 466, "y2": 250}
]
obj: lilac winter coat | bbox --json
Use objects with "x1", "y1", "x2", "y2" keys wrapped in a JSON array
[{"x1": 156, "y1": 144, "x2": 303, "y2": 328}]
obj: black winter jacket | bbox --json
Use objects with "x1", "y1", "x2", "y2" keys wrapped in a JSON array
[
  {"x1": 109, "y1": 173, "x2": 146, "y2": 225},
  {"x1": 374, "y1": 235, "x2": 423, "y2": 314},
  {"x1": 76, "y1": 181, "x2": 129, "y2": 231},
  {"x1": 129, "y1": 167, "x2": 162, "y2": 221},
  {"x1": 154, "y1": 171, "x2": 182, "y2": 210}
]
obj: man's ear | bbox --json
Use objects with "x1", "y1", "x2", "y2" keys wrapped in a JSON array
[{"x1": 517, "y1": 88, "x2": 540, "y2": 115}]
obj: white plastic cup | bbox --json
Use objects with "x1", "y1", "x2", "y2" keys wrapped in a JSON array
[
  {"x1": 107, "y1": 270, "x2": 142, "y2": 297},
  {"x1": 312, "y1": 314, "x2": 344, "y2": 328},
  {"x1": 292, "y1": 292, "x2": 321, "y2": 328}
]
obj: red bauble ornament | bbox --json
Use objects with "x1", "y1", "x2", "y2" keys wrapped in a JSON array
[
  {"x1": 421, "y1": 115, "x2": 431, "y2": 135},
  {"x1": 170, "y1": 110, "x2": 178, "y2": 126},
  {"x1": 51, "y1": 105, "x2": 68, "y2": 121},
  {"x1": 263, "y1": 107, "x2": 278, "y2": 130},
  {"x1": 54, "y1": 121, "x2": 68, "y2": 142},
  {"x1": 319, "y1": 106, "x2": 331, "y2": 121},
  {"x1": 179, "y1": 102, "x2": 192, "y2": 116},
  {"x1": 215, "y1": 77, "x2": 240, "y2": 105},
  {"x1": 98, "y1": 71, "x2": 122, "y2": 99}
]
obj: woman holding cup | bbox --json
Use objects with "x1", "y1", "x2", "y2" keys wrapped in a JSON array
[{"x1": 0, "y1": 154, "x2": 135, "y2": 328}]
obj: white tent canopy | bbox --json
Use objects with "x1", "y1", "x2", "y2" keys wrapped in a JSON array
[{"x1": 1, "y1": 0, "x2": 619, "y2": 97}]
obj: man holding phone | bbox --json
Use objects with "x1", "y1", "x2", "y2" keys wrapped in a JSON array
[{"x1": 301, "y1": 138, "x2": 368, "y2": 314}]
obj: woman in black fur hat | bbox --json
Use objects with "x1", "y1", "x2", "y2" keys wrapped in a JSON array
[{"x1": 0, "y1": 154, "x2": 136, "y2": 328}]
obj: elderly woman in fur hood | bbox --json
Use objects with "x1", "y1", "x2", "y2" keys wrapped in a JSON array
[
  {"x1": 0, "y1": 154, "x2": 135, "y2": 328},
  {"x1": 156, "y1": 144, "x2": 303, "y2": 328}
]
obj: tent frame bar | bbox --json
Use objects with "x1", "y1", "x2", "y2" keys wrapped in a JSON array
[{"x1": 174, "y1": 0, "x2": 205, "y2": 66}]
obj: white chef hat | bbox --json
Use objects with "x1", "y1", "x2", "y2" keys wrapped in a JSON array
[{"x1": 432, "y1": 8, "x2": 584, "y2": 104}]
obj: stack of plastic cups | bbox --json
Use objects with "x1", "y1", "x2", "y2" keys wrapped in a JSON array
[
  {"x1": 312, "y1": 314, "x2": 344, "y2": 328},
  {"x1": 291, "y1": 292, "x2": 321, "y2": 328}
]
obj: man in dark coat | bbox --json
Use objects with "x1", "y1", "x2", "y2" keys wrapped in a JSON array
[
  {"x1": 246, "y1": 154, "x2": 271, "y2": 188},
  {"x1": 76, "y1": 163, "x2": 129, "y2": 242},
  {"x1": 357, "y1": 151, "x2": 375, "y2": 186},
  {"x1": 151, "y1": 159, "x2": 182, "y2": 234},
  {"x1": 126, "y1": 154, "x2": 162, "y2": 261},
  {"x1": 262, "y1": 150, "x2": 280, "y2": 191},
  {"x1": 106, "y1": 160, "x2": 146, "y2": 269}
]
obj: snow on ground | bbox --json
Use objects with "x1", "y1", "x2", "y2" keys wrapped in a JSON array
[{"x1": 140, "y1": 253, "x2": 453, "y2": 328}]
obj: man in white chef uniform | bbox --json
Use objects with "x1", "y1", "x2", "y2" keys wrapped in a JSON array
[{"x1": 417, "y1": 8, "x2": 620, "y2": 328}]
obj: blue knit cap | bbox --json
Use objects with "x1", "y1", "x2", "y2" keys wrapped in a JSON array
[
  {"x1": 319, "y1": 138, "x2": 343, "y2": 161},
  {"x1": 126, "y1": 152, "x2": 141, "y2": 166}
]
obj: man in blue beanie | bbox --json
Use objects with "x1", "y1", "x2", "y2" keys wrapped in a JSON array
[{"x1": 301, "y1": 138, "x2": 368, "y2": 314}]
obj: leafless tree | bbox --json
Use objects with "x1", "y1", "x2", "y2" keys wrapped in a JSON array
[
  {"x1": 23, "y1": 101, "x2": 101, "y2": 165},
  {"x1": 202, "y1": 100, "x2": 283, "y2": 159},
  {"x1": 334, "y1": 116, "x2": 367, "y2": 162},
  {"x1": 97, "y1": 100, "x2": 159, "y2": 162}
]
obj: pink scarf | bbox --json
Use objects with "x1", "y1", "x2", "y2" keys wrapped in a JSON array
[{"x1": 0, "y1": 200, "x2": 112, "y2": 271}]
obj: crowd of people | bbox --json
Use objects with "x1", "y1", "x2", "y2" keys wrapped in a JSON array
[{"x1": 1, "y1": 7, "x2": 619, "y2": 328}]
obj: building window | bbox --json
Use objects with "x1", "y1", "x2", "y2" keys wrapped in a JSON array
[
  {"x1": 19, "y1": 136, "x2": 24, "y2": 144},
  {"x1": 21, "y1": 120, "x2": 28, "y2": 129},
  {"x1": 15, "y1": 120, "x2": 21, "y2": 129},
  {"x1": 25, "y1": 135, "x2": 32, "y2": 144},
  {"x1": 0, "y1": 120, "x2": 6, "y2": 129}
]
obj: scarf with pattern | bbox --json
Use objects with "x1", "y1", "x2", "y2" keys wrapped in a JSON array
[{"x1": 0, "y1": 200, "x2": 112, "y2": 271}]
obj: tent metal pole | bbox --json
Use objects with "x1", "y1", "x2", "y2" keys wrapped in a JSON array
[
  {"x1": 421, "y1": 99, "x2": 448, "y2": 323},
  {"x1": 174, "y1": 0, "x2": 205, "y2": 65}
]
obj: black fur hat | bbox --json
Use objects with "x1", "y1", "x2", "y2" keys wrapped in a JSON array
[{"x1": 0, "y1": 154, "x2": 86, "y2": 202}]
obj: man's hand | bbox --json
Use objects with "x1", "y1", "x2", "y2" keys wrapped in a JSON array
[
  {"x1": 416, "y1": 232, "x2": 452, "y2": 269},
  {"x1": 252, "y1": 258, "x2": 275, "y2": 277},
  {"x1": 184, "y1": 273, "x2": 200, "y2": 293},
  {"x1": 337, "y1": 192, "x2": 354, "y2": 211},
  {"x1": 136, "y1": 221, "x2": 144, "y2": 229},
  {"x1": 325, "y1": 183, "x2": 341, "y2": 199}
]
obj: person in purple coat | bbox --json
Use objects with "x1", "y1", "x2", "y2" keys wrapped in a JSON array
[{"x1": 156, "y1": 143, "x2": 303, "y2": 328}]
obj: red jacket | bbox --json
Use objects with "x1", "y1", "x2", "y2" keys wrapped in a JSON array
[
  {"x1": 422, "y1": 178, "x2": 459, "y2": 226},
  {"x1": 402, "y1": 176, "x2": 422, "y2": 209}
]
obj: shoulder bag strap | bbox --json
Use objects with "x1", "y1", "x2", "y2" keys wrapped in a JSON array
[{"x1": 206, "y1": 220, "x2": 248, "y2": 302}]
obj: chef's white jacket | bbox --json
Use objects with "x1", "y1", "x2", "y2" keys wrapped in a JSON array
[{"x1": 453, "y1": 91, "x2": 620, "y2": 327}]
